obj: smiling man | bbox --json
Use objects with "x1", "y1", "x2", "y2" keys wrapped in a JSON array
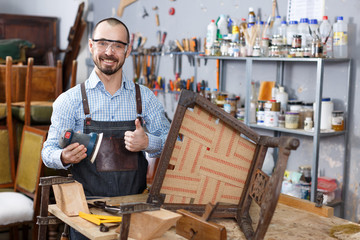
[{"x1": 41, "y1": 18, "x2": 170, "y2": 239}]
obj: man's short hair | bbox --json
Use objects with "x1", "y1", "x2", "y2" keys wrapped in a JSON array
[{"x1": 92, "y1": 18, "x2": 130, "y2": 43}]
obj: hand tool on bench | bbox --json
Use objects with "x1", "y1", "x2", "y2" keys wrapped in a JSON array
[
  {"x1": 176, "y1": 202, "x2": 227, "y2": 240},
  {"x1": 88, "y1": 201, "x2": 160, "y2": 239}
]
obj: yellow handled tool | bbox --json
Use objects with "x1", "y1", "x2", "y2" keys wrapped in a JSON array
[{"x1": 79, "y1": 211, "x2": 122, "y2": 225}]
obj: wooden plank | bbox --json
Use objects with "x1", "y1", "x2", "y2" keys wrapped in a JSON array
[
  {"x1": 125, "y1": 209, "x2": 182, "y2": 240},
  {"x1": 278, "y1": 193, "x2": 334, "y2": 217},
  {"x1": 49, "y1": 205, "x2": 118, "y2": 240},
  {"x1": 52, "y1": 181, "x2": 90, "y2": 217}
]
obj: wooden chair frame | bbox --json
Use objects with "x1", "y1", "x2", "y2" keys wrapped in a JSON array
[
  {"x1": 0, "y1": 56, "x2": 16, "y2": 188},
  {"x1": 0, "y1": 56, "x2": 48, "y2": 240},
  {"x1": 147, "y1": 90, "x2": 299, "y2": 239}
]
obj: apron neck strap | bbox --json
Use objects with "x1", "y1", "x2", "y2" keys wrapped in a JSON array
[
  {"x1": 134, "y1": 83, "x2": 143, "y2": 123},
  {"x1": 81, "y1": 82, "x2": 92, "y2": 125},
  {"x1": 81, "y1": 82, "x2": 143, "y2": 124}
]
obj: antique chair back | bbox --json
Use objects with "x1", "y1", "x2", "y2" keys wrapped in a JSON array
[{"x1": 147, "y1": 90, "x2": 299, "y2": 239}]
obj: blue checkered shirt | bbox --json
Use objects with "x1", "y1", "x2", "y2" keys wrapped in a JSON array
[{"x1": 42, "y1": 70, "x2": 170, "y2": 169}]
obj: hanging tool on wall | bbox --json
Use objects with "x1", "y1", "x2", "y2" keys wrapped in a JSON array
[
  {"x1": 142, "y1": 7, "x2": 149, "y2": 18},
  {"x1": 152, "y1": 6, "x2": 160, "y2": 26},
  {"x1": 117, "y1": 0, "x2": 138, "y2": 17}
]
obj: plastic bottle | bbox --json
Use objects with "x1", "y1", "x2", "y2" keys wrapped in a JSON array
[
  {"x1": 279, "y1": 20, "x2": 287, "y2": 45},
  {"x1": 271, "y1": 16, "x2": 282, "y2": 37},
  {"x1": 205, "y1": 87, "x2": 211, "y2": 101},
  {"x1": 248, "y1": 7, "x2": 256, "y2": 24},
  {"x1": 211, "y1": 88, "x2": 218, "y2": 104},
  {"x1": 231, "y1": 18, "x2": 240, "y2": 42},
  {"x1": 333, "y1": 16, "x2": 348, "y2": 58},
  {"x1": 217, "y1": 14, "x2": 229, "y2": 38},
  {"x1": 239, "y1": 18, "x2": 247, "y2": 39},
  {"x1": 206, "y1": 20, "x2": 217, "y2": 49},
  {"x1": 297, "y1": 18, "x2": 310, "y2": 48},
  {"x1": 286, "y1": 20, "x2": 298, "y2": 46},
  {"x1": 309, "y1": 19, "x2": 319, "y2": 38},
  {"x1": 275, "y1": 86, "x2": 288, "y2": 112},
  {"x1": 319, "y1": 16, "x2": 333, "y2": 58}
]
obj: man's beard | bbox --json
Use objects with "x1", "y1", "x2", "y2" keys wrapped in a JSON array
[{"x1": 93, "y1": 55, "x2": 123, "y2": 75}]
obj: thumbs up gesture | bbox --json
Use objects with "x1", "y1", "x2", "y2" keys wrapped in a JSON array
[{"x1": 124, "y1": 118, "x2": 149, "y2": 152}]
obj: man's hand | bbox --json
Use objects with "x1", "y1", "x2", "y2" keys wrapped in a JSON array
[
  {"x1": 124, "y1": 118, "x2": 149, "y2": 152},
  {"x1": 61, "y1": 143, "x2": 87, "y2": 166}
]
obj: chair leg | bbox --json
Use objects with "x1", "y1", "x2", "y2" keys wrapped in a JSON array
[
  {"x1": 48, "y1": 223, "x2": 58, "y2": 240},
  {"x1": 22, "y1": 224, "x2": 29, "y2": 240},
  {"x1": 10, "y1": 226, "x2": 19, "y2": 240}
]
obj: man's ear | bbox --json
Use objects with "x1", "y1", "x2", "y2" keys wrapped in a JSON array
[
  {"x1": 88, "y1": 38, "x2": 94, "y2": 54},
  {"x1": 125, "y1": 44, "x2": 132, "y2": 58}
]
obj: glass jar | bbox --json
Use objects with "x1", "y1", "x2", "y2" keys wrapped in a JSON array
[
  {"x1": 278, "y1": 112, "x2": 285, "y2": 128},
  {"x1": 260, "y1": 38, "x2": 269, "y2": 57},
  {"x1": 292, "y1": 34, "x2": 302, "y2": 48},
  {"x1": 285, "y1": 112, "x2": 299, "y2": 129},
  {"x1": 269, "y1": 45, "x2": 280, "y2": 57},
  {"x1": 295, "y1": 48, "x2": 304, "y2": 57},
  {"x1": 332, "y1": 110, "x2": 345, "y2": 131},
  {"x1": 225, "y1": 97, "x2": 238, "y2": 117},
  {"x1": 289, "y1": 47, "x2": 297, "y2": 57},
  {"x1": 228, "y1": 42, "x2": 240, "y2": 57},
  {"x1": 311, "y1": 39, "x2": 323, "y2": 58},
  {"x1": 216, "y1": 92, "x2": 228, "y2": 108},
  {"x1": 210, "y1": 41, "x2": 221, "y2": 56},
  {"x1": 220, "y1": 40, "x2": 230, "y2": 56}
]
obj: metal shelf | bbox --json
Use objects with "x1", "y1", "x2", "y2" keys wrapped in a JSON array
[
  {"x1": 249, "y1": 124, "x2": 346, "y2": 137},
  {"x1": 209, "y1": 56, "x2": 351, "y2": 218}
]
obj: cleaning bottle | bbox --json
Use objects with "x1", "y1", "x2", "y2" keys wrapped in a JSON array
[
  {"x1": 275, "y1": 86, "x2": 288, "y2": 112},
  {"x1": 319, "y1": 16, "x2": 333, "y2": 58},
  {"x1": 333, "y1": 16, "x2": 348, "y2": 58},
  {"x1": 217, "y1": 14, "x2": 229, "y2": 38},
  {"x1": 206, "y1": 19, "x2": 217, "y2": 55}
]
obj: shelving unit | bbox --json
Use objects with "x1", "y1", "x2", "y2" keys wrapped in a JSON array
[{"x1": 198, "y1": 55, "x2": 351, "y2": 216}]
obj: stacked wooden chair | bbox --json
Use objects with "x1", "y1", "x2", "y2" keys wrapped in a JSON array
[{"x1": 0, "y1": 56, "x2": 77, "y2": 239}]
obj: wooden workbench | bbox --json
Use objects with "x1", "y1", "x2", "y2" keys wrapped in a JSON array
[{"x1": 48, "y1": 194, "x2": 358, "y2": 240}]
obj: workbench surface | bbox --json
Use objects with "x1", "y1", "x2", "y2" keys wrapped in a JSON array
[{"x1": 48, "y1": 194, "x2": 358, "y2": 240}]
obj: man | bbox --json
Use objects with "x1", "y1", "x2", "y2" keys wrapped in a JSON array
[{"x1": 42, "y1": 18, "x2": 170, "y2": 239}]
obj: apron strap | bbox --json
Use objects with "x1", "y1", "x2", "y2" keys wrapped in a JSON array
[
  {"x1": 134, "y1": 83, "x2": 143, "y2": 123},
  {"x1": 81, "y1": 82, "x2": 143, "y2": 125},
  {"x1": 81, "y1": 82, "x2": 92, "y2": 125}
]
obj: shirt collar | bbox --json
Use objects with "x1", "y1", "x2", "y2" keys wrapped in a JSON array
[{"x1": 88, "y1": 69, "x2": 135, "y2": 91}]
